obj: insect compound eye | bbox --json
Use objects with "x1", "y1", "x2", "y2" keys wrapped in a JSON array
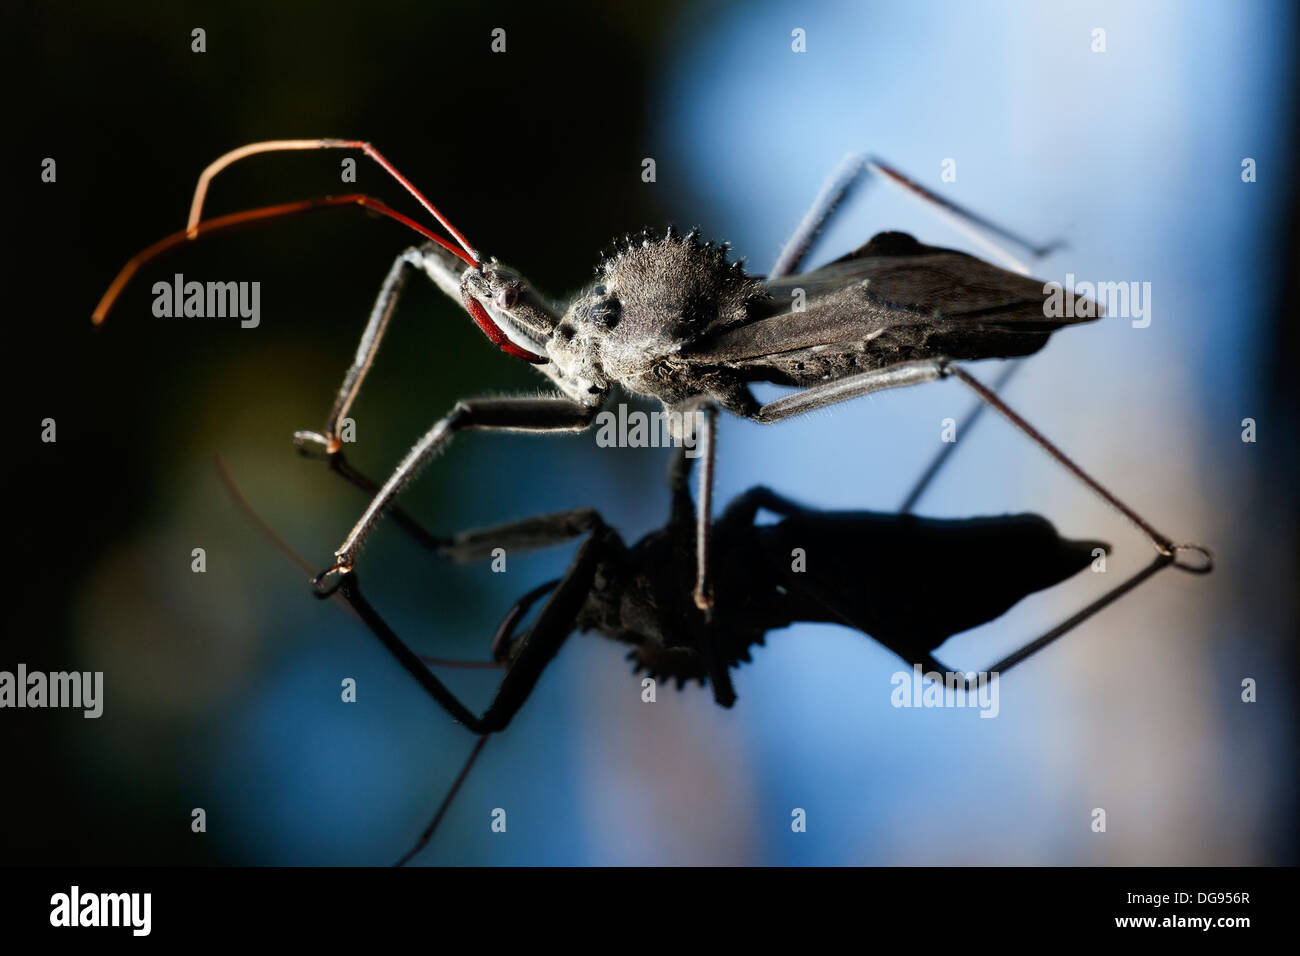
[
  {"x1": 588, "y1": 297, "x2": 622, "y2": 328},
  {"x1": 494, "y1": 285, "x2": 520, "y2": 310}
]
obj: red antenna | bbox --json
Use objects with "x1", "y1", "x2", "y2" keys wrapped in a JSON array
[
  {"x1": 93, "y1": 194, "x2": 473, "y2": 325},
  {"x1": 184, "y1": 139, "x2": 479, "y2": 261},
  {"x1": 94, "y1": 140, "x2": 547, "y2": 363}
]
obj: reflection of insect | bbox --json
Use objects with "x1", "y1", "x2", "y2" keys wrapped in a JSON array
[
  {"x1": 220, "y1": 445, "x2": 1123, "y2": 864},
  {"x1": 233, "y1": 445, "x2": 1142, "y2": 865},
  {"x1": 97, "y1": 140, "x2": 1213, "y2": 614}
]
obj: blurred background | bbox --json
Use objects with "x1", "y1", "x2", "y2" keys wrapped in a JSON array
[{"x1": 4, "y1": 0, "x2": 1296, "y2": 864}]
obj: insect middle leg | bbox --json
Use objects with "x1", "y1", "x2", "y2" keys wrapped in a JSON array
[
  {"x1": 692, "y1": 405, "x2": 718, "y2": 612},
  {"x1": 313, "y1": 397, "x2": 598, "y2": 589},
  {"x1": 317, "y1": 445, "x2": 606, "y2": 660}
]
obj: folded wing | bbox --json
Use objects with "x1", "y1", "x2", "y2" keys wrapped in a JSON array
[{"x1": 683, "y1": 232, "x2": 1095, "y2": 385}]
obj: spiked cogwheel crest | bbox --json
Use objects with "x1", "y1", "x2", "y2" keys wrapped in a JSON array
[
  {"x1": 592, "y1": 227, "x2": 767, "y2": 333},
  {"x1": 594, "y1": 226, "x2": 756, "y2": 283},
  {"x1": 626, "y1": 633, "x2": 767, "y2": 690},
  {"x1": 626, "y1": 647, "x2": 709, "y2": 689}
]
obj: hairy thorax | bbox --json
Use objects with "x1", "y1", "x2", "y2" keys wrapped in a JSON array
[{"x1": 546, "y1": 229, "x2": 768, "y2": 407}]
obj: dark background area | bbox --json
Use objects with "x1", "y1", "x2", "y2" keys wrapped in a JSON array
[{"x1": 3, "y1": 0, "x2": 1296, "y2": 865}]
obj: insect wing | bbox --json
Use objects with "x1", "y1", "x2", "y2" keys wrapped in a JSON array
[{"x1": 683, "y1": 232, "x2": 1097, "y2": 374}]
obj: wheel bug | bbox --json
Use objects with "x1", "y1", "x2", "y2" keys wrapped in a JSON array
[
  {"x1": 95, "y1": 141, "x2": 1212, "y2": 621},
  {"x1": 102, "y1": 141, "x2": 1199, "y2": 864},
  {"x1": 217, "y1": 444, "x2": 1162, "y2": 867}
]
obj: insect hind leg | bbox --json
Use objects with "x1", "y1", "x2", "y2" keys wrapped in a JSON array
[
  {"x1": 945, "y1": 364, "x2": 1212, "y2": 569},
  {"x1": 770, "y1": 153, "x2": 1066, "y2": 281},
  {"x1": 745, "y1": 359, "x2": 1211, "y2": 570}
]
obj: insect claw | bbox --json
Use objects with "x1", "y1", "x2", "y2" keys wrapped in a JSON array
[
  {"x1": 311, "y1": 559, "x2": 351, "y2": 597},
  {"x1": 293, "y1": 429, "x2": 340, "y2": 459},
  {"x1": 1169, "y1": 542, "x2": 1215, "y2": 574}
]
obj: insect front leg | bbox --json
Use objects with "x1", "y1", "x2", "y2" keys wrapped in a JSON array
[
  {"x1": 314, "y1": 397, "x2": 598, "y2": 590},
  {"x1": 294, "y1": 245, "x2": 438, "y2": 458}
]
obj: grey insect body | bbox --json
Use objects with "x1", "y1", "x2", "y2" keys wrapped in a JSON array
[
  {"x1": 290, "y1": 153, "x2": 1212, "y2": 610},
  {"x1": 97, "y1": 142, "x2": 1215, "y2": 866},
  {"x1": 449, "y1": 226, "x2": 1081, "y2": 419},
  {"x1": 96, "y1": 144, "x2": 1212, "y2": 617}
]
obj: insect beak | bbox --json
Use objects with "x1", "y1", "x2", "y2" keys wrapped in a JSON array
[{"x1": 460, "y1": 287, "x2": 549, "y2": 365}]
